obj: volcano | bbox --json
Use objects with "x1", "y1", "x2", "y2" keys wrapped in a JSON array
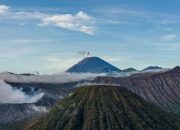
[
  {"x1": 66, "y1": 57, "x2": 121, "y2": 73},
  {"x1": 94, "y1": 66, "x2": 180, "y2": 114},
  {"x1": 5, "y1": 85, "x2": 180, "y2": 130}
]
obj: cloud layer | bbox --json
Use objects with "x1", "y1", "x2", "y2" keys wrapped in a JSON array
[
  {"x1": 0, "y1": 5, "x2": 9, "y2": 14},
  {"x1": 0, "y1": 72, "x2": 105, "y2": 83},
  {"x1": 31, "y1": 105, "x2": 48, "y2": 113},
  {"x1": 0, "y1": 80, "x2": 44, "y2": 104},
  {"x1": 0, "y1": 4, "x2": 95, "y2": 34},
  {"x1": 41, "y1": 11, "x2": 95, "y2": 35}
]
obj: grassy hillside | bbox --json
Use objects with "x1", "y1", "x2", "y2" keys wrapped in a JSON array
[
  {"x1": 94, "y1": 67, "x2": 180, "y2": 114},
  {"x1": 3, "y1": 85, "x2": 180, "y2": 130}
]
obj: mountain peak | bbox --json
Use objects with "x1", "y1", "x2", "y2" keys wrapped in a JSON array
[
  {"x1": 122, "y1": 68, "x2": 137, "y2": 72},
  {"x1": 173, "y1": 66, "x2": 180, "y2": 71},
  {"x1": 143, "y1": 66, "x2": 162, "y2": 71},
  {"x1": 66, "y1": 56, "x2": 121, "y2": 73},
  {"x1": 171, "y1": 66, "x2": 180, "y2": 74},
  {"x1": 8, "y1": 85, "x2": 180, "y2": 130}
]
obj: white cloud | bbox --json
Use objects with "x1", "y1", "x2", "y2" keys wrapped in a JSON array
[
  {"x1": 0, "y1": 5, "x2": 96, "y2": 35},
  {"x1": 0, "y1": 5, "x2": 9, "y2": 14},
  {"x1": 40, "y1": 11, "x2": 95, "y2": 35},
  {"x1": 0, "y1": 72, "x2": 105, "y2": 83},
  {"x1": 0, "y1": 80, "x2": 44, "y2": 104},
  {"x1": 31, "y1": 105, "x2": 48, "y2": 113},
  {"x1": 160, "y1": 34, "x2": 177, "y2": 41}
]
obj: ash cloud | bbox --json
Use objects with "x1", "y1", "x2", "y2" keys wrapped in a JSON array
[{"x1": 0, "y1": 80, "x2": 44, "y2": 104}]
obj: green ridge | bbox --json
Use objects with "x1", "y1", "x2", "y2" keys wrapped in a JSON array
[{"x1": 4, "y1": 85, "x2": 180, "y2": 130}]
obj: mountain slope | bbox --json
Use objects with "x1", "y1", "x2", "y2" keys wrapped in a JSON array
[
  {"x1": 66, "y1": 57, "x2": 121, "y2": 73},
  {"x1": 5, "y1": 85, "x2": 180, "y2": 130},
  {"x1": 0, "y1": 82, "x2": 76, "y2": 125},
  {"x1": 94, "y1": 66, "x2": 180, "y2": 114},
  {"x1": 122, "y1": 68, "x2": 137, "y2": 72},
  {"x1": 143, "y1": 66, "x2": 162, "y2": 71}
]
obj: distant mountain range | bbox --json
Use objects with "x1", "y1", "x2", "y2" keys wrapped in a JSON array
[
  {"x1": 143, "y1": 66, "x2": 163, "y2": 71},
  {"x1": 0, "y1": 57, "x2": 179, "y2": 129},
  {"x1": 94, "y1": 66, "x2": 180, "y2": 114},
  {"x1": 66, "y1": 56, "x2": 164, "y2": 73},
  {"x1": 122, "y1": 68, "x2": 137, "y2": 72},
  {"x1": 0, "y1": 66, "x2": 178, "y2": 127},
  {"x1": 121, "y1": 66, "x2": 163, "y2": 72},
  {"x1": 0, "y1": 57, "x2": 164, "y2": 74},
  {"x1": 3, "y1": 85, "x2": 180, "y2": 130}
]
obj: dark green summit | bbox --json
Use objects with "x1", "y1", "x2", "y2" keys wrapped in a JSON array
[{"x1": 4, "y1": 85, "x2": 180, "y2": 130}]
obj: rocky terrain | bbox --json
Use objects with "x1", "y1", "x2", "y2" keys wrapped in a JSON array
[
  {"x1": 0, "y1": 65, "x2": 179, "y2": 127},
  {"x1": 122, "y1": 68, "x2": 137, "y2": 72},
  {"x1": 143, "y1": 66, "x2": 163, "y2": 71},
  {"x1": 0, "y1": 82, "x2": 76, "y2": 126},
  {"x1": 93, "y1": 66, "x2": 180, "y2": 114},
  {"x1": 3, "y1": 85, "x2": 180, "y2": 130},
  {"x1": 0, "y1": 57, "x2": 180, "y2": 125}
]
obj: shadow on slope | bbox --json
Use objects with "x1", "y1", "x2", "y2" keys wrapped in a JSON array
[{"x1": 4, "y1": 85, "x2": 180, "y2": 130}]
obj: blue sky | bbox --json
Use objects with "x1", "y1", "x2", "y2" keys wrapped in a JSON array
[{"x1": 0, "y1": 0, "x2": 180, "y2": 73}]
